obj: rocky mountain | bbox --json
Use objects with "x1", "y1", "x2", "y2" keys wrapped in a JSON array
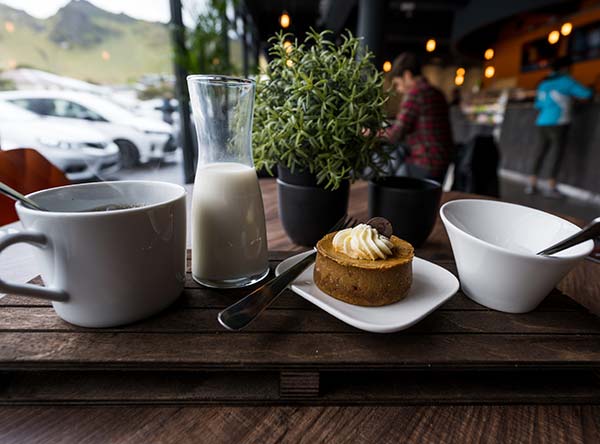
[
  {"x1": 0, "y1": 0, "x2": 172, "y2": 84},
  {"x1": 48, "y1": 0, "x2": 129, "y2": 48}
]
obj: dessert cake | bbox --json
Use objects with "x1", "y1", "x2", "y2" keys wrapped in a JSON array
[{"x1": 314, "y1": 223, "x2": 414, "y2": 306}]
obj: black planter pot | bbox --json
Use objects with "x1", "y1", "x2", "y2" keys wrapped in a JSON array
[
  {"x1": 256, "y1": 165, "x2": 277, "y2": 178},
  {"x1": 368, "y1": 176, "x2": 442, "y2": 247},
  {"x1": 277, "y1": 164, "x2": 320, "y2": 187},
  {"x1": 277, "y1": 175, "x2": 349, "y2": 247}
]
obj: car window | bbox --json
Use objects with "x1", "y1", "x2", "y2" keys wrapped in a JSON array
[
  {"x1": 54, "y1": 99, "x2": 105, "y2": 121},
  {"x1": 9, "y1": 99, "x2": 33, "y2": 111},
  {"x1": 16, "y1": 98, "x2": 57, "y2": 117}
]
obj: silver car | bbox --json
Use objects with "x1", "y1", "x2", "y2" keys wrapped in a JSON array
[
  {"x1": 0, "y1": 90, "x2": 175, "y2": 168},
  {"x1": 0, "y1": 101, "x2": 120, "y2": 181}
]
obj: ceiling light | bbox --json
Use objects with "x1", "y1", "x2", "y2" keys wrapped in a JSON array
[
  {"x1": 279, "y1": 12, "x2": 290, "y2": 29},
  {"x1": 561, "y1": 22, "x2": 572, "y2": 36},
  {"x1": 425, "y1": 39, "x2": 436, "y2": 52}
]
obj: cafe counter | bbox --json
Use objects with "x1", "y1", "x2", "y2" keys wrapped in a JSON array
[{"x1": 497, "y1": 102, "x2": 600, "y2": 194}]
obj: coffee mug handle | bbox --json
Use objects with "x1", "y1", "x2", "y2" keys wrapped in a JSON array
[{"x1": 0, "y1": 231, "x2": 69, "y2": 302}]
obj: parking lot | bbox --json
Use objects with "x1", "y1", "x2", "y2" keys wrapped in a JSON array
[{"x1": 108, "y1": 151, "x2": 185, "y2": 185}]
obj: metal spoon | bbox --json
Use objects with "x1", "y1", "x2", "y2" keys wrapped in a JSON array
[
  {"x1": 537, "y1": 217, "x2": 600, "y2": 256},
  {"x1": 0, "y1": 182, "x2": 46, "y2": 211},
  {"x1": 217, "y1": 214, "x2": 360, "y2": 331}
]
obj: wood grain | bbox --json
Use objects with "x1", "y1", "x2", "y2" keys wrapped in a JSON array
[
  {"x1": 1, "y1": 332, "x2": 599, "y2": 371},
  {"x1": 0, "y1": 286, "x2": 584, "y2": 311},
  {"x1": 0, "y1": 405, "x2": 598, "y2": 444},
  {"x1": 0, "y1": 306, "x2": 596, "y2": 334}
]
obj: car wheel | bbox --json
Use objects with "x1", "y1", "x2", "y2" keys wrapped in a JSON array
[{"x1": 115, "y1": 140, "x2": 140, "y2": 168}]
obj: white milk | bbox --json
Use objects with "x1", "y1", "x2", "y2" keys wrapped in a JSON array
[{"x1": 191, "y1": 162, "x2": 268, "y2": 284}]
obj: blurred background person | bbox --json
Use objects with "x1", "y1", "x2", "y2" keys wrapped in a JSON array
[
  {"x1": 158, "y1": 92, "x2": 177, "y2": 125},
  {"x1": 382, "y1": 52, "x2": 454, "y2": 183},
  {"x1": 527, "y1": 56, "x2": 593, "y2": 198}
]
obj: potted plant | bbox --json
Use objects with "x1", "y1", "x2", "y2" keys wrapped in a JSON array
[{"x1": 253, "y1": 29, "x2": 389, "y2": 245}]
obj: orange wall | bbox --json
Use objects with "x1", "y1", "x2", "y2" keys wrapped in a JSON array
[{"x1": 483, "y1": 2, "x2": 600, "y2": 90}]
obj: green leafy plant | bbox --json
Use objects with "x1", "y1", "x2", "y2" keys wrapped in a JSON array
[
  {"x1": 0, "y1": 76, "x2": 16, "y2": 92},
  {"x1": 253, "y1": 29, "x2": 389, "y2": 190},
  {"x1": 173, "y1": 0, "x2": 237, "y2": 76}
]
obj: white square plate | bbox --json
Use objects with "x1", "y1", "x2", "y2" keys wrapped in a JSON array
[{"x1": 275, "y1": 251, "x2": 460, "y2": 333}]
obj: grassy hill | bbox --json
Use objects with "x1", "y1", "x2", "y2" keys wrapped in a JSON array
[{"x1": 0, "y1": 0, "x2": 172, "y2": 84}]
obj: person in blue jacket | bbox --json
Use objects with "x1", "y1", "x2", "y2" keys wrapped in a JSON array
[{"x1": 526, "y1": 57, "x2": 593, "y2": 197}]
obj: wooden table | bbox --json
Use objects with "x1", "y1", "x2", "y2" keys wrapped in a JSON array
[{"x1": 0, "y1": 180, "x2": 599, "y2": 443}]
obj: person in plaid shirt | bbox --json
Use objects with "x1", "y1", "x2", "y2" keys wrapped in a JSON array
[{"x1": 384, "y1": 52, "x2": 454, "y2": 182}]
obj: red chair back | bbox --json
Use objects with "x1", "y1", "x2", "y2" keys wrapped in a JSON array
[{"x1": 0, "y1": 149, "x2": 70, "y2": 225}]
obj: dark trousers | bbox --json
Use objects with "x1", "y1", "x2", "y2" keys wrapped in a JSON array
[
  {"x1": 532, "y1": 125, "x2": 568, "y2": 178},
  {"x1": 388, "y1": 144, "x2": 447, "y2": 184}
]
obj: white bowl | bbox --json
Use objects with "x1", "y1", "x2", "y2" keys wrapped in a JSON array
[{"x1": 440, "y1": 199, "x2": 593, "y2": 313}]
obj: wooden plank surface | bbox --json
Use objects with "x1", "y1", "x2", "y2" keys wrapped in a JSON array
[
  {"x1": 0, "y1": 405, "x2": 599, "y2": 444},
  {"x1": 0, "y1": 285, "x2": 584, "y2": 311},
  {"x1": 1, "y1": 180, "x2": 599, "y2": 443},
  {"x1": 0, "y1": 306, "x2": 596, "y2": 334},
  {"x1": 0, "y1": 251, "x2": 598, "y2": 372},
  {"x1": 1, "y1": 331, "x2": 599, "y2": 370}
]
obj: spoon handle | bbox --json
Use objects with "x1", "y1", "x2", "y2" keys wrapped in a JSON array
[
  {"x1": 0, "y1": 182, "x2": 44, "y2": 211},
  {"x1": 537, "y1": 217, "x2": 600, "y2": 256},
  {"x1": 217, "y1": 251, "x2": 317, "y2": 331}
]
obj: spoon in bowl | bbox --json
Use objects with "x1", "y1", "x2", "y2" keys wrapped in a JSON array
[
  {"x1": 0, "y1": 182, "x2": 46, "y2": 211},
  {"x1": 537, "y1": 217, "x2": 600, "y2": 256}
]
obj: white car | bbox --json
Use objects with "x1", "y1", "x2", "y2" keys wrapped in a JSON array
[
  {"x1": 0, "y1": 90, "x2": 176, "y2": 167},
  {"x1": 0, "y1": 101, "x2": 120, "y2": 181}
]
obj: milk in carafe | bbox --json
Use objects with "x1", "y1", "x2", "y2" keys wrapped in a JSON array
[{"x1": 192, "y1": 162, "x2": 268, "y2": 284}]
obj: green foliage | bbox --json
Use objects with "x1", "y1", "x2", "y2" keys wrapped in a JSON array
[
  {"x1": 0, "y1": 77, "x2": 16, "y2": 91},
  {"x1": 137, "y1": 82, "x2": 175, "y2": 100},
  {"x1": 253, "y1": 29, "x2": 389, "y2": 190},
  {"x1": 174, "y1": 0, "x2": 237, "y2": 76}
]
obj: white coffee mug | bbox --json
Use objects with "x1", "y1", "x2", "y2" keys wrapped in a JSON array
[{"x1": 0, "y1": 181, "x2": 187, "y2": 327}]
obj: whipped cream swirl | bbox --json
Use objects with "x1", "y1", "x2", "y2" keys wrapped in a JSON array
[{"x1": 332, "y1": 224, "x2": 394, "y2": 260}]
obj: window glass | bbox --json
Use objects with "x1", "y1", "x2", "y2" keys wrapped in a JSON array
[
  {"x1": 54, "y1": 100, "x2": 104, "y2": 121},
  {"x1": 570, "y1": 21, "x2": 600, "y2": 62},
  {"x1": 521, "y1": 38, "x2": 559, "y2": 72},
  {"x1": 19, "y1": 98, "x2": 57, "y2": 116}
]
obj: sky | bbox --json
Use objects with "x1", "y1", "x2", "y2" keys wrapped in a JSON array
[{"x1": 0, "y1": 0, "x2": 176, "y2": 23}]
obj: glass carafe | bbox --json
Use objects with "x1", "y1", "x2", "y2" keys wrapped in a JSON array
[{"x1": 187, "y1": 75, "x2": 269, "y2": 288}]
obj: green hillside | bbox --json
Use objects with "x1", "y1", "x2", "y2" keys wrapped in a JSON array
[{"x1": 0, "y1": 0, "x2": 172, "y2": 84}]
